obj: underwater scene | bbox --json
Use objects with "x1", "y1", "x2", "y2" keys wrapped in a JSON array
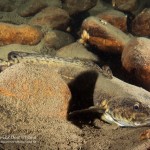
[{"x1": 0, "y1": 0, "x2": 150, "y2": 149}]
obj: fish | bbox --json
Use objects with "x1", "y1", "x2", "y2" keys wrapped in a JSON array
[
  {"x1": 69, "y1": 96, "x2": 150, "y2": 127},
  {"x1": 0, "y1": 51, "x2": 150, "y2": 127}
]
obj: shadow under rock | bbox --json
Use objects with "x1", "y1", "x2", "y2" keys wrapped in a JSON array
[{"x1": 67, "y1": 71, "x2": 101, "y2": 126}]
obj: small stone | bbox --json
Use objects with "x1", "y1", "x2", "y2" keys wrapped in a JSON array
[
  {"x1": 140, "y1": 129, "x2": 150, "y2": 140},
  {"x1": 132, "y1": 8, "x2": 150, "y2": 37},
  {"x1": 0, "y1": 23, "x2": 43, "y2": 46},
  {"x1": 0, "y1": 0, "x2": 15, "y2": 12},
  {"x1": 121, "y1": 37, "x2": 150, "y2": 91},
  {"x1": 45, "y1": 0, "x2": 62, "y2": 7},
  {"x1": 17, "y1": 0, "x2": 48, "y2": 17},
  {"x1": 43, "y1": 30, "x2": 75, "y2": 51},
  {"x1": 0, "y1": 63, "x2": 71, "y2": 119},
  {"x1": 56, "y1": 42, "x2": 99, "y2": 62},
  {"x1": 96, "y1": 9, "x2": 127, "y2": 32},
  {"x1": 88, "y1": 0, "x2": 112, "y2": 16},
  {"x1": 112, "y1": 0, "x2": 138, "y2": 12},
  {"x1": 0, "y1": 11, "x2": 28, "y2": 25},
  {"x1": 62, "y1": 0, "x2": 98, "y2": 15},
  {"x1": 81, "y1": 16, "x2": 131, "y2": 53},
  {"x1": 29, "y1": 7, "x2": 70, "y2": 31},
  {"x1": 17, "y1": 0, "x2": 62, "y2": 17}
]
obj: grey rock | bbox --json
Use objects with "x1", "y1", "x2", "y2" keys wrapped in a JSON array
[
  {"x1": 56, "y1": 42, "x2": 99, "y2": 62},
  {"x1": 62, "y1": 0, "x2": 98, "y2": 15},
  {"x1": 43, "y1": 30, "x2": 75, "y2": 52},
  {"x1": 0, "y1": 0, "x2": 16, "y2": 12}
]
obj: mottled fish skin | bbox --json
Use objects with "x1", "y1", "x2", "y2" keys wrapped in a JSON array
[
  {"x1": 70, "y1": 95, "x2": 150, "y2": 127},
  {"x1": 0, "y1": 51, "x2": 150, "y2": 127},
  {"x1": 6, "y1": 51, "x2": 113, "y2": 80},
  {"x1": 100, "y1": 97, "x2": 150, "y2": 127}
]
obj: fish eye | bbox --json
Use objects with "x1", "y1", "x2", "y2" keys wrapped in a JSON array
[
  {"x1": 8, "y1": 52, "x2": 19, "y2": 60},
  {"x1": 11, "y1": 54, "x2": 18, "y2": 59},
  {"x1": 133, "y1": 103, "x2": 140, "y2": 111}
]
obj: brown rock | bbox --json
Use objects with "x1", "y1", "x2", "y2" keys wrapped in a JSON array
[
  {"x1": 88, "y1": 0, "x2": 112, "y2": 16},
  {"x1": 96, "y1": 9, "x2": 127, "y2": 32},
  {"x1": 29, "y1": 7, "x2": 70, "y2": 30},
  {"x1": 0, "y1": 23, "x2": 43, "y2": 46},
  {"x1": 81, "y1": 16, "x2": 131, "y2": 53},
  {"x1": 122, "y1": 37, "x2": 150, "y2": 91},
  {"x1": 62, "y1": 0, "x2": 97, "y2": 15},
  {"x1": 132, "y1": 8, "x2": 150, "y2": 37},
  {"x1": 0, "y1": 63, "x2": 71, "y2": 119},
  {"x1": 17, "y1": 0, "x2": 48, "y2": 17},
  {"x1": 112, "y1": 0, "x2": 138, "y2": 12},
  {"x1": 0, "y1": 0, "x2": 15, "y2": 12},
  {"x1": 112, "y1": 0, "x2": 147, "y2": 15},
  {"x1": 140, "y1": 129, "x2": 150, "y2": 140}
]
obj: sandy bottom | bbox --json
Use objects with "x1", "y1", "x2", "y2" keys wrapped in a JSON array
[{"x1": 69, "y1": 112, "x2": 150, "y2": 150}]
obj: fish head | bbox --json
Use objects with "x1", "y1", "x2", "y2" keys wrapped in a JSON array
[{"x1": 100, "y1": 96, "x2": 150, "y2": 127}]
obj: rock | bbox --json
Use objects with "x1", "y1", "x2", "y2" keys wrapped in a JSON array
[
  {"x1": 17, "y1": 0, "x2": 62, "y2": 17},
  {"x1": 0, "y1": 62, "x2": 84, "y2": 149},
  {"x1": 45, "y1": 0, "x2": 62, "y2": 7},
  {"x1": 62, "y1": 0, "x2": 97, "y2": 15},
  {"x1": 0, "y1": 63, "x2": 71, "y2": 119},
  {"x1": 121, "y1": 37, "x2": 150, "y2": 91},
  {"x1": 17, "y1": 0, "x2": 48, "y2": 17},
  {"x1": 112, "y1": 0, "x2": 138, "y2": 12},
  {"x1": 29, "y1": 7, "x2": 70, "y2": 31},
  {"x1": 132, "y1": 8, "x2": 150, "y2": 37},
  {"x1": 0, "y1": 0, "x2": 15, "y2": 12},
  {"x1": 0, "y1": 11, "x2": 29, "y2": 25},
  {"x1": 140, "y1": 129, "x2": 150, "y2": 140},
  {"x1": 112, "y1": 0, "x2": 147, "y2": 15},
  {"x1": 96, "y1": 9, "x2": 127, "y2": 32},
  {"x1": 88, "y1": 0, "x2": 112, "y2": 16},
  {"x1": 81, "y1": 16, "x2": 131, "y2": 53},
  {"x1": 56, "y1": 42, "x2": 99, "y2": 62},
  {"x1": 43, "y1": 30, "x2": 75, "y2": 51},
  {"x1": 0, "y1": 23, "x2": 43, "y2": 46},
  {"x1": 0, "y1": 117, "x2": 83, "y2": 149}
]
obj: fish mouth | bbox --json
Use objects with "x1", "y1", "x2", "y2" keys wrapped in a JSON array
[
  {"x1": 102, "y1": 112, "x2": 150, "y2": 127},
  {"x1": 101, "y1": 112, "x2": 135, "y2": 127},
  {"x1": 139, "y1": 118, "x2": 150, "y2": 126}
]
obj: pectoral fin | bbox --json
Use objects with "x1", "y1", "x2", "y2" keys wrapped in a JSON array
[{"x1": 69, "y1": 106, "x2": 105, "y2": 117}]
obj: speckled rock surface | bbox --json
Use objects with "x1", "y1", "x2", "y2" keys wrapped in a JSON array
[
  {"x1": 0, "y1": 63, "x2": 71, "y2": 119},
  {"x1": 0, "y1": 118, "x2": 83, "y2": 150},
  {"x1": 132, "y1": 8, "x2": 150, "y2": 37},
  {"x1": 0, "y1": 62, "x2": 84, "y2": 150}
]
